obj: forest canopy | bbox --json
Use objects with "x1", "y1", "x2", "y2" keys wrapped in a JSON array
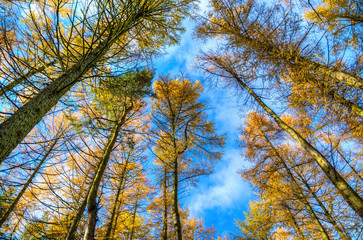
[{"x1": 0, "y1": 0, "x2": 362, "y2": 239}]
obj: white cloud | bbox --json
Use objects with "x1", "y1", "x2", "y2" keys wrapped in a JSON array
[
  {"x1": 187, "y1": 89, "x2": 253, "y2": 216},
  {"x1": 153, "y1": 0, "x2": 255, "y2": 224},
  {"x1": 205, "y1": 89, "x2": 241, "y2": 135},
  {"x1": 188, "y1": 148, "x2": 252, "y2": 215},
  {"x1": 197, "y1": 0, "x2": 211, "y2": 14},
  {"x1": 153, "y1": 0, "x2": 219, "y2": 78}
]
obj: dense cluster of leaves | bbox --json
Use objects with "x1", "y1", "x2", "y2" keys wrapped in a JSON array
[
  {"x1": 0, "y1": 0, "x2": 225, "y2": 239},
  {"x1": 0, "y1": 0, "x2": 362, "y2": 239},
  {"x1": 194, "y1": 0, "x2": 363, "y2": 239}
]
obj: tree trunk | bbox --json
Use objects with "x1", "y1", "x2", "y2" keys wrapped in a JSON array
[
  {"x1": 316, "y1": 63, "x2": 363, "y2": 91},
  {"x1": 83, "y1": 105, "x2": 131, "y2": 240},
  {"x1": 83, "y1": 189, "x2": 99, "y2": 240},
  {"x1": 256, "y1": 35, "x2": 363, "y2": 112},
  {"x1": 0, "y1": 131, "x2": 62, "y2": 228},
  {"x1": 129, "y1": 194, "x2": 139, "y2": 240},
  {"x1": 66, "y1": 178, "x2": 93, "y2": 240},
  {"x1": 83, "y1": 125, "x2": 122, "y2": 239},
  {"x1": 111, "y1": 179, "x2": 130, "y2": 239},
  {"x1": 227, "y1": 65, "x2": 363, "y2": 218},
  {"x1": 104, "y1": 154, "x2": 130, "y2": 239},
  {"x1": 162, "y1": 166, "x2": 168, "y2": 240},
  {"x1": 0, "y1": 3, "x2": 153, "y2": 164},
  {"x1": 238, "y1": 28, "x2": 363, "y2": 91},
  {"x1": 171, "y1": 156, "x2": 182, "y2": 240},
  {"x1": 293, "y1": 163, "x2": 351, "y2": 240},
  {"x1": 264, "y1": 135, "x2": 330, "y2": 240},
  {"x1": 325, "y1": 88, "x2": 363, "y2": 118}
]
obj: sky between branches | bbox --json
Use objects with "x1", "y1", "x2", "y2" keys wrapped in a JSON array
[{"x1": 152, "y1": 0, "x2": 254, "y2": 235}]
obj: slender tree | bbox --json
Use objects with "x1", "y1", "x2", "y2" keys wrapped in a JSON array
[
  {"x1": 197, "y1": 51, "x2": 363, "y2": 218},
  {"x1": 0, "y1": 0, "x2": 195, "y2": 164},
  {"x1": 238, "y1": 111, "x2": 358, "y2": 238},
  {"x1": 150, "y1": 76, "x2": 224, "y2": 240}
]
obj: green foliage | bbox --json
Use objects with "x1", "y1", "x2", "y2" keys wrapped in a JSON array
[
  {"x1": 235, "y1": 200, "x2": 275, "y2": 240},
  {"x1": 94, "y1": 68, "x2": 154, "y2": 117}
]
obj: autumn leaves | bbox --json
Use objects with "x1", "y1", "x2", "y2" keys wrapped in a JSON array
[
  {"x1": 150, "y1": 78, "x2": 224, "y2": 239},
  {"x1": 0, "y1": 0, "x2": 363, "y2": 239},
  {"x1": 196, "y1": 0, "x2": 363, "y2": 238}
]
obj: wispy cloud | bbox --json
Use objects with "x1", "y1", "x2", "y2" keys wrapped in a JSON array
[
  {"x1": 187, "y1": 87, "x2": 253, "y2": 217},
  {"x1": 153, "y1": 6, "x2": 218, "y2": 78},
  {"x1": 152, "y1": 0, "x2": 255, "y2": 235},
  {"x1": 188, "y1": 148, "x2": 252, "y2": 215}
]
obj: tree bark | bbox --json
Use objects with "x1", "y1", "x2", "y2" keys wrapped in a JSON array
[
  {"x1": 170, "y1": 116, "x2": 183, "y2": 240},
  {"x1": 104, "y1": 153, "x2": 130, "y2": 239},
  {"x1": 226, "y1": 64, "x2": 363, "y2": 219},
  {"x1": 292, "y1": 162, "x2": 351, "y2": 240},
  {"x1": 162, "y1": 166, "x2": 168, "y2": 240},
  {"x1": 0, "y1": 2, "x2": 154, "y2": 164},
  {"x1": 316, "y1": 64, "x2": 363, "y2": 91},
  {"x1": 129, "y1": 193, "x2": 139, "y2": 240},
  {"x1": 83, "y1": 105, "x2": 131, "y2": 240},
  {"x1": 322, "y1": 87, "x2": 363, "y2": 118},
  {"x1": 236, "y1": 22, "x2": 363, "y2": 91},
  {"x1": 66, "y1": 177, "x2": 93, "y2": 240},
  {"x1": 171, "y1": 155, "x2": 182, "y2": 240},
  {"x1": 264, "y1": 135, "x2": 330, "y2": 240}
]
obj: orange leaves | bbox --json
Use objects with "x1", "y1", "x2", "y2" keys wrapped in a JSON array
[
  {"x1": 152, "y1": 78, "x2": 203, "y2": 118},
  {"x1": 303, "y1": 0, "x2": 362, "y2": 48},
  {"x1": 150, "y1": 76, "x2": 224, "y2": 238},
  {"x1": 151, "y1": 76, "x2": 224, "y2": 169},
  {"x1": 240, "y1": 111, "x2": 278, "y2": 160}
]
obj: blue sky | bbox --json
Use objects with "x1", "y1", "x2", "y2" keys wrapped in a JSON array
[
  {"x1": 10, "y1": 0, "x2": 254, "y2": 237},
  {"x1": 152, "y1": 1, "x2": 255, "y2": 236}
]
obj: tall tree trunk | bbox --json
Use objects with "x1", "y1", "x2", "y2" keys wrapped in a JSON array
[
  {"x1": 82, "y1": 125, "x2": 121, "y2": 240},
  {"x1": 0, "y1": 2, "x2": 154, "y2": 164},
  {"x1": 65, "y1": 177, "x2": 93, "y2": 240},
  {"x1": 83, "y1": 105, "x2": 131, "y2": 240},
  {"x1": 171, "y1": 155, "x2": 182, "y2": 240},
  {"x1": 292, "y1": 162, "x2": 351, "y2": 240},
  {"x1": 222, "y1": 61, "x2": 363, "y2": 218},
  {"x1": 0, "y1": 60, "x2": 56, "y2": 98},
  {"x1": 162, "y1": 166, "x2": 168, "y2": 240},
  {"x1": 129, "y1": 193, "x2": 139, "y2": 240},
  {"x1": 208, "y1": 10, "x2": 363, "y2": 110},
  {"x1": 111, "y1": 179, "x2": 131, "y2": 239},
  {"x1": 0, "y1": 131, "x2": 62, "y2": 228},
  {"x1": 325, "y1": 88, "x2": 363, "y2": 118},
  {"x1": 111, "y1": 199, "x2": 123, "y2": 238},
  {"x1": 233, "y1": 25, "x2": 363, "y2": 91},
  {"x1": 264, "y1": 135, "x2": 330, "y2": 240},
  {"x1": 315, "y1": 63, "x2": 363, "y2": 91},
  {"x1": 104, "y1": 154, "x2": 131, "y2": 239}
]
